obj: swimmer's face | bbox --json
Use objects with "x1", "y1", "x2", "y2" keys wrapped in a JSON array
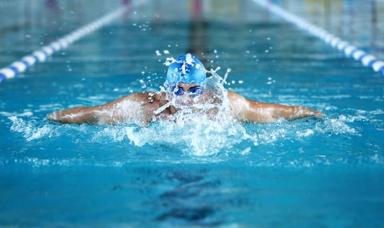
[{"x1": 172, "y1": 82, "x2": 202, "y2": 105}]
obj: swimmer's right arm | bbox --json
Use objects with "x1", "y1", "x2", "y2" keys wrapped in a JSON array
[{"x1": 47, "y1": 93, "x2": 148, "y2": 124}]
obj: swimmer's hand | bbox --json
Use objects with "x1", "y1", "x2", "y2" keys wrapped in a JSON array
[
  {"x1": 296, "y1": 107, "x2": 324, "y2": 120},
  {"x1": 306, "y1": 108, "x2": 324, "y2": 119}
]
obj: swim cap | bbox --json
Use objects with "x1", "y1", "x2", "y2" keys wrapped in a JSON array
[{"x1": 165, "y1": 53, "x2": 206, "y2": 88}]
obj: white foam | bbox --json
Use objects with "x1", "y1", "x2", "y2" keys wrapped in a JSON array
[
  {"x1": 296, "y1": 129, "x2": 314, "y2": 138},
  {"x1": 9, "y1": 116, "x2": 54, "y2": 141},
  {"x1": 316, "y1": 115, "x2": 358, "y2": 135}
]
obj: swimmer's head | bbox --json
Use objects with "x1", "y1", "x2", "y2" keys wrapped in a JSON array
[{"x1": 164, "y1": 53, "x2": 207, "y2": 94}]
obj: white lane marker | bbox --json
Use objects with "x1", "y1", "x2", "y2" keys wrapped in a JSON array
[
  {"x1": 0, "y1": 6, "x2": 130, "y2": 83},
  {"x1": 252, "y1": 0, "x2": 384, "y2": 76}
]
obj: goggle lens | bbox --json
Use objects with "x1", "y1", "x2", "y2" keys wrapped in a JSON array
[{"x1": 172, "y1": 86, "x2": 202, "y2": 96}]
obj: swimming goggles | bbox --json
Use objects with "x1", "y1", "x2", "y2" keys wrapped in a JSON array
[{"x1": 172, "y1": 85, "x2": 202, "y2": 96}]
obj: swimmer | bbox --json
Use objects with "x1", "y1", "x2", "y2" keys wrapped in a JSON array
[{"x1": 48, "y1": 53, "x2": 323, "y2": 125}]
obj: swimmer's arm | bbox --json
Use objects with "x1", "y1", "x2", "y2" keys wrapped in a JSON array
[
  {"x1": 47, "y1": 106, "x2": 99, "y2": 124},
  {"x1": 227, "y1": 92, "x2": 323, "y2": 122},
  {"x1": 47, "y1": 93, "x2": 147, "y2": 124}
]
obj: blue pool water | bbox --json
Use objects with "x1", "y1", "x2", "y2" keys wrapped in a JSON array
[{"x1": 1, "y1": 1, "x2": 384, "y2": 226}]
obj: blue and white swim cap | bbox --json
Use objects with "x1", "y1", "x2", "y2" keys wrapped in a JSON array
[{"x1": 165, "y1": 53, "x2": 206, "y2": 88}]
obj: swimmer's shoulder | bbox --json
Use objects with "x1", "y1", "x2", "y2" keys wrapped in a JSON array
[
  {"x1": 227, "y1": 91, "x2": 242, "y2": 99},
  {"x1": 227, "y1": 91, "x2": 259, "y2": 103},
  {"x1": 226, "y1": 91, "x2": 264, "y2": 112}
]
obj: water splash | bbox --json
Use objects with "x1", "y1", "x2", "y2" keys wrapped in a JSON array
[
  {"x1": 3, "y1": 107, "x2": 382, "y2": 167},
  {"x1": 8, "y1": 116, "x2": 55, "y2": 141},
  {"x1": 3, "y1": 52, "x2": 381, "y2": 166},
  {"x1": 1, "y1": 65, "x2": 366, "y2": 160},
  {"x1": 95, "y1": 68, "x2": 244, "y2": 157}
]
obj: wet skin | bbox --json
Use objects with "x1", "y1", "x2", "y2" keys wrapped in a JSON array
[{"x1": 47, "y1": 82, "x2": 323, "y2": 125}]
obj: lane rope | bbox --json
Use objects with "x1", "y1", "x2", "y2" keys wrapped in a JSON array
[
  {"x1": 0, "y1": 6, "x2": 129, "y2": 83},
  {"x1": 252, "y1": 0, "x2": 384, "y2": 76}
]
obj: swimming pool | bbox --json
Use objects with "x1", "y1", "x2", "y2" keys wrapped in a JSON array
[{"x1": 1, "y1": 0, "x2": 384, "y2": 226}]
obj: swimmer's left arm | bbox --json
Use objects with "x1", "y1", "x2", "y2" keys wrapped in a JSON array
[{"x1": 227, "y1": 92, "x2": 323, "y2": 122}]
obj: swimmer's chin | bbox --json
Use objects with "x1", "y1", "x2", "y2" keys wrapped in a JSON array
[{"x1": 174, "y1": 96, "x2": 197, "y2": 105}]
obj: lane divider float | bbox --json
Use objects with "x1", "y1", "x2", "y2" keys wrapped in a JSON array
[
  {"x1": 0, "y1": 6, "x2": 129, "y2": 83},
  {"x1": 252, "y1": 0, "x2": 384, "y2": 76}
]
